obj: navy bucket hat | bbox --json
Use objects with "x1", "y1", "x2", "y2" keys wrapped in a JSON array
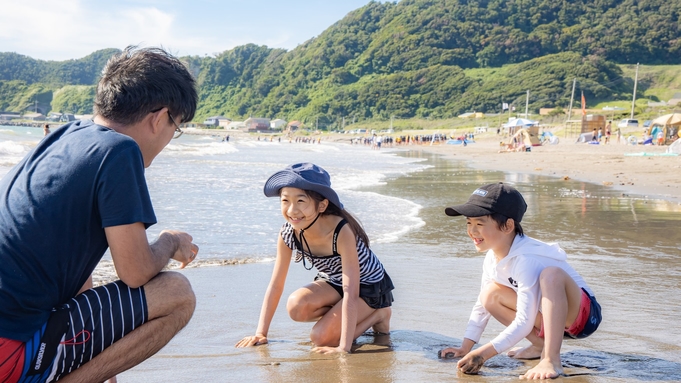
[{"x1": 264, "y1": 163, "x2": 343, "y2": 209}]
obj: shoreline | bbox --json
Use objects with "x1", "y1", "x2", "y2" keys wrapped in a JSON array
[
  {"x1": 411, "y1": 137, "x2": 681, "y2": 202},
  {"x1": 183, "y1": 128, "x2": 681, "y2": 202}
]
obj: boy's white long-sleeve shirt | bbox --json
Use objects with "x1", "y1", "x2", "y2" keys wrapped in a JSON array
[{"x1": 463, "y1": 235, "x2": 592, "y2": 353}]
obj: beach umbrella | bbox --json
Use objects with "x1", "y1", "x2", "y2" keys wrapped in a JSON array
[
  {"x1": 651, "y1": 113, "x2": 681, "y2": 126},
  {"x1": 504, "y1": 118, "x2": 537, "y2": 128}
]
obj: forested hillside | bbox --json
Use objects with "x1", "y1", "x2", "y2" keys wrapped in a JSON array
[{"x1": 1, "y1": 0, "x2": 680, "y2": 125}]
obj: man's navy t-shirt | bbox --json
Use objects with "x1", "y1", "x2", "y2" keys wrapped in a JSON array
[{"x1": 0, "y1": 120, "x2": 157, "y2": 341}]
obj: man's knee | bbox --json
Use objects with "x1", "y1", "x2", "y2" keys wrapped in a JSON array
[{"x1": 144, "y1": 271, "x2": 196, "y2": 322}]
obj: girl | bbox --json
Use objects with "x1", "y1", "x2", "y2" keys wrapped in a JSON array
[{"x1": 235, "y1": 163, "x2": 394, "y2": 354}]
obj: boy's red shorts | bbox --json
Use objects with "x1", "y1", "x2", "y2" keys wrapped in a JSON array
[{"x1": 537, "y1": 288, "x2": 602, "y2": 339}]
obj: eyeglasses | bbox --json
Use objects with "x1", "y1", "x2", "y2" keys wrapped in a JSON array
[{"x1": 168, "y1": 113, "x2": 184, "y2": 139}]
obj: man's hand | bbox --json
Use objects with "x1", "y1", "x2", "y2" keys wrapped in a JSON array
[{"x1": 160, "y1": 230, "x2": 199, "y2": 268}]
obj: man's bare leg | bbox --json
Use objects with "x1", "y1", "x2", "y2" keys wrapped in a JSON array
[
  {"x1": 480, "y1": 283, "x2": 544, "y2": 359},
  {"x1": 521, "y1": 267, "x2": 581, "y2": 380},
  {"x1": 60, "y1": 271, "x2": 196, "y2": 383}
]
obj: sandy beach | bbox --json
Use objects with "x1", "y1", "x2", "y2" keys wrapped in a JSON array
[{"x1": 415, "y1": 137, "x2": 681, "y2": 202}]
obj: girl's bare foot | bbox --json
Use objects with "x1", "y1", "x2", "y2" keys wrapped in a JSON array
[
  {"x1": 520, "y1": 358, "x2": 564, "y2": 380},
  {"x1": 371, "y1": 307, "x2": 391, "y2": 334},
  {"x1": 507, "y1": 344, "x2": 543, "y2": 360}
]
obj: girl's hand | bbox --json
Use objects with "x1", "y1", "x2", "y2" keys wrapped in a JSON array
[
  {"x1": 235, "y1": 334, "x2": 268, "y2": 348},
  {"x1": 312, "y1": 346, "x2": 348, "y2": 355}
]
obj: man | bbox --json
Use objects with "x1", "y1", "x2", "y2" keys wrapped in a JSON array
[{"x1": 0, "y1": 46, "x2": 199, "y2": 382}]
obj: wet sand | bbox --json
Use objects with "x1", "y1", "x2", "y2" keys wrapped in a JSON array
[
  {"x1": 118, "y1": 149, "x2": 681, "y2": 383},
  {"x1": 397, "y1": 136, "x2": 681, "y2": 202}
]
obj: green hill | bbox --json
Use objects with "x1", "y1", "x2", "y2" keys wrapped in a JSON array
[{"x1": 1, "y1": 0, "x2": 681, "y2": 123}]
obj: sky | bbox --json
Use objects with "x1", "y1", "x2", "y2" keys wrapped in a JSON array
[{"x1": 0, "y1": 0, "x2": 384, "y2": 61}]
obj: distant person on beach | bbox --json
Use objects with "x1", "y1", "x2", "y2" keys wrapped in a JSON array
[
  {"x1": 42, "y1": 123, "x2": 51, "y2": 136},
  {"x1": 438, "y1": 183, "x2": 601, "y2": 379},
  {"x1": 591, "y1": 127, "x2": 597, "y2": 142},
  {"x1": 0, "y1": 46, "x2": 199, "y2": 383},
  {"x1": 235, "y1": 162, "x2": 394, "y2": 354},
  {"x1": 605, "y1": 122, "x2": 611, "y2": 144}
]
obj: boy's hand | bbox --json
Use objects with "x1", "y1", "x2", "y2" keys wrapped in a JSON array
[
  {"x1": 438, "y1": 346, "x2": 467, "y2": 359},
  {"x1": 457, "y1": 351, "x2": 485, "y2": 374}
]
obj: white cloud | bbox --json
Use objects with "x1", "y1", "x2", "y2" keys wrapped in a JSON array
[
  {"x1": 0, "y1": 0, "x2": 377, "y2": 60},
  {"x1": 0, "y1": 0, "x2": 208, "y2": 60}
]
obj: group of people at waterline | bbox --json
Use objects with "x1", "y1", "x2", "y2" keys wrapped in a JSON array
[{"x1": 0, "y1": 47, "x2": 600, "y2": 382}]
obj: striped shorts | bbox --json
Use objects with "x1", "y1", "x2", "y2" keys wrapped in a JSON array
[{"x1": 9, "y1": 280, "x2": 148, "y2": 382}]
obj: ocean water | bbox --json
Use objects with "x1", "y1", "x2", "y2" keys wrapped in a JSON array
[
  {"x1": 0, "y1": 125, "x2": 428, "y2": 264},
  {"x1": 2, "y1": 124, "x2": 681, "y2": 382}
]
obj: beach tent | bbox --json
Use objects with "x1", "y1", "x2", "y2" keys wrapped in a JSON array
[
  {"x1": 650, "y1": 113, "x2": 681, "y2": 145},
  {"x1": 509, "y1": 128, "x2": 541, "y2": 147},
  {"x1": 668, "y1": 139, "x2": 681, "y2": 154}
]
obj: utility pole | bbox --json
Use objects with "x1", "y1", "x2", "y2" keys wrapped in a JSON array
[
  {"x1": 566, "y1": 78, "x2": 576, "y2": 138},
  {"x1": 524, "y1": 90, "x2": 530, "y2": 119},
  {"x1": 631, "y1": 63, "x2": 639, "y2": 119}
]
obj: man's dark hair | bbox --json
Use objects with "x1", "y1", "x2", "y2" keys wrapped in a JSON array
[
  {"x1": 94, "y1": 46, "x2": 197, "y2": 125},
  {"x1": 490, "y1": 212, "x2": 524, "y2": 237}
]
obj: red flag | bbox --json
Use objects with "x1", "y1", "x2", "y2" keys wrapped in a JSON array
[{"x1": 581, "y1": 91, "x2": 586, "y2": 115}]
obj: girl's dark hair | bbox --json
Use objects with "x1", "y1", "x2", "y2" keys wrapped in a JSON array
[
  {"x1": 305, "y1": 190, "x2": 370, "y2": 247},
  {"x1": 490, "y1": 212, "x2": 524, "y2": 237}
]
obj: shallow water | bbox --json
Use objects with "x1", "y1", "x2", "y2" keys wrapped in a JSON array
[
  {"x1": 123, "y1": 148, "x2": 681, "y2": 382},
  {"x1": 2, "y1": 126, "x2": 680, "y2": 382}
]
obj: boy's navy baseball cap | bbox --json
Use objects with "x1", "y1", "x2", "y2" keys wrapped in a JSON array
[{"x1": 445, "y1": 182, "x2": 527, "y2": 222}]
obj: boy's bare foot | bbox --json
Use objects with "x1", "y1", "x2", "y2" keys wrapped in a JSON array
[
  {"x1": 520, "y1": 358, "x2": 564, "y2": 380},
  {"x1": 507, "y1": 344, "x2": 543, "y2": 360},
  {"x1": 371, "y1": 307, "x2": 391, "y2": 334}
]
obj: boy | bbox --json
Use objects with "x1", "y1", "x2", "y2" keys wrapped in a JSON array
[{"x1": 439, "y1": 183, "x2": 601, "y2": 379}]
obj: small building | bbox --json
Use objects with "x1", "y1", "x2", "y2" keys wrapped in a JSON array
[
  {"x1": 225, "y1": 121, "x2": 245, "y2": 130},
  {"x1": 244, "y1": 117, "x2": 271, "y2": 132},
  {"x1": 61, "y1": 114, "x2": 76, "y2": 122},
  {"x1": 23, "y1": 113, "x2": 46, "y2": 121},
  {"x1": 270, "y1": 119, "x2": 287, "y2": 130},
  {"x1": 286, "y1": 120, "x2": 302, "y2": 132},
  {"x1": 458, "y1": 112, "x2": 484, "y2": 119},
  {"x1": 75, "y1": 114, "x2": 94, "y2": 121},
  {"x1": 0, "y1": 113, "x2": 21, "y2": 121},
  {"x1": 203, "y1": 116, "x2": 231, "y2": 127}
]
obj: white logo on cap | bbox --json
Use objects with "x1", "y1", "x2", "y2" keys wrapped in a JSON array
[{"x1": 472, "y1": 189, "x2": 488, "y2": 197}]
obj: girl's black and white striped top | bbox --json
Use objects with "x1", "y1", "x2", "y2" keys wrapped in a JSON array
[{"x1": 280, "y1": 221, "x2": 385, "y2": 286}]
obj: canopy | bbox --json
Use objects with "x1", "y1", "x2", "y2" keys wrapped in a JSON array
[
  {"x1": 650, "y1": 113, "x2": 681, "y2": 145},
  {"x1": 504, "y1": 118, "x2": 537, "y2": 128},
  {"x1": 651, "y1": 113, "x2": 681, "y2": 127}
]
